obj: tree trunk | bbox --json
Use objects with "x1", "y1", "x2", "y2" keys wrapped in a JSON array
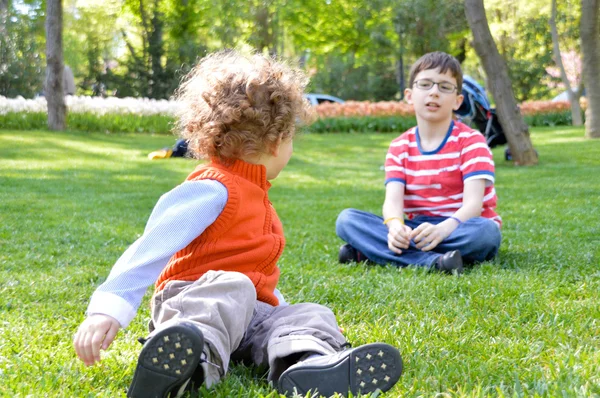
[
  {"x1": 0, "y1": 0, "x2": 8, "y2": 36},
  {"x1": 581, "y1": 0, "x2": 600, "y2": 139},
  {"x1": 0, "y1": 0, "x2": 8, "y2": 71},
  {"x1": 252, "y1": 2, "x2": 274, "y2": 54},
  {"x1": 394, "y1": 20, "x2": 406, "y2": 100},
  {"x1": 396, "y1": 51, "x2": 405, "y2": 100},
  {"x1": 550, "y1": 0, "x2": 583, "y2": 126},
  {"x1": 464, "y1": 0, "x2": 538, "y2": 165},
  {"x1": 148, "y1": 0, "x2": 165, "y2": 99},
  {"x1": 45, "y1": 0, "x2": 66, "y2": 130}
]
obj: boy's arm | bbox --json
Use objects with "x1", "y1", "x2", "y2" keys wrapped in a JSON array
[
  {"x1": 450, "y1": 178, "x2": 486, "y2": 221},
  {"x1": 87, "y1": 179, "x2": 228, "y2": 327},
  {"x1": 455, "y1": 130, "x2": 495, "y2": 222},
  {"x1": 74, "y1": 179, "x2": 227, "y2": 366},
  {"x1": 382, "y1": 181, "x2": 405, "y2": 222},
  {"x1": 383, "y1": 134, "x2": 412, "y2": 254},
  {"x1": 383, "y1": 181, "x2": 412, "y2": 254}
]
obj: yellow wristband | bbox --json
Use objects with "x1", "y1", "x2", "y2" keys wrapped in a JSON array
[{"x1": 383, "y1": 217, "x2": 404, "y2": 225}]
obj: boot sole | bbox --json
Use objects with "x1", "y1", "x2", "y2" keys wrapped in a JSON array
[
  {"x1": 278, "y1": 343, "x2": 403, "y2": 397},
  {"x1": 127, "y1": 323, "x2": 204, "y2": 398}
]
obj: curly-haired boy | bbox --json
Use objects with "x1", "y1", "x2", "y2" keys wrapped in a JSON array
[{"x1": 73, "y1": 51, "x2": 403, "y2": 398}]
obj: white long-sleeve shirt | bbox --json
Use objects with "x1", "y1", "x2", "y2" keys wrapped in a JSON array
[{"x1": 87, "y1": 179, "x2": 287, "y2": 328}]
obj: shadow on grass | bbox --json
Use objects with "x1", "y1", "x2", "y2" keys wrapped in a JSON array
[
  {"x1": 496, "y1": 249, "x2": 542, "y2": 270},
  {"x1": 0, "y1": 129, "x2": 176, "y2": 161}
]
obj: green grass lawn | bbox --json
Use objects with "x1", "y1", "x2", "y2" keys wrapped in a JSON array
[{"x1": 0, "y1": 126, "x2": 598, "y2": 397}]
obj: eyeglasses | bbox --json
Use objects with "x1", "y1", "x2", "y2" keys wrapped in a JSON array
[{"x1": 413, "y1": 79, "x2": 458, "y2": 94}]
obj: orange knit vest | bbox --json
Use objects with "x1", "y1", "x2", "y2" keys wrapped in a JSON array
[{"x1": 154, "y1": 159, "x2": 284, "y2": 305}]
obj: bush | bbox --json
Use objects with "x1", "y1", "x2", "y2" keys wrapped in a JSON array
[
  {"x1": 0, "y1": 96, "x2": 584, "y2": 135},
  {"x1": 0, "y1": 112, "x2": 174, "y2": 134},
  {"x1": 523, "y1": 111, "x2": 582, "y2": 127},
  {"x1": 309, "y1": 116, "x2": 417, "y2": 134},
  {"x1": 68, "y1": 112, "x2": 174, "y2": 134},
  {"x1": 0, "y1": 110, "x2": 579, "y2": 135}
]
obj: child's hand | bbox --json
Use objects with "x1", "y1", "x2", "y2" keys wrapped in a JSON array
[
  {"x1": 410, "y1": 221, "x2": 455, "y2": 251},
  {"x1": 73, "y1": 314, "x2": 121, "y2": 367},
  {"x1": 387, "y1": 220, "x2": 413, "y2": 254}
]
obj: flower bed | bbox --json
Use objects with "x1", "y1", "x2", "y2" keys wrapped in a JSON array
[
  {"x1": 0, "y1": 95, "x2": 179, "y2": 116},
  {"x1": 315, "y1": 100, "x2": 415, "y2": 118},
  {"x1": 315, "y1": 99, "x2": 586, "y2": 118},
  {"x1": 0, "y1": 95, "x2": 585, "y2": 134}
]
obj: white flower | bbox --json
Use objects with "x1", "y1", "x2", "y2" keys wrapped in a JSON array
[{"x1": 0, "y1": 95, "x2": 182, "y2": 116}]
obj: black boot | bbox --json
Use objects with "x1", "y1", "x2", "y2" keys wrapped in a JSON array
[
  {"x1": 433, "y1": 250, "x2": 464, "y2": 274},
  {"x1": 338, "y1": 244, "x2": 367, "y2": 264},
  {"x1": 278, "y1": 343, "x2": 403, "y2": 397},
  {"x1": 127, "y1": 322, "x2": 205, "y2": 398}
]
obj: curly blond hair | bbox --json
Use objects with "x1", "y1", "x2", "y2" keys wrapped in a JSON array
[{"x1": 174, "y1": 50, "x2": 314, "y2": 162}]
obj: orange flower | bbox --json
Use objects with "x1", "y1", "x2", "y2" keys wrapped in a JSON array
[
  {"x1": 315, "y1": 101, "x2": 415, "y2": 118},
  {"x1": 314, "y1": 99, "x2": 581, "y2": 120}
]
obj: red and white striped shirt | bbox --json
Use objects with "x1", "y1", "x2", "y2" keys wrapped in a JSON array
[{"x1": 385, "y1": 121, "x2": 501, "y2": 227}]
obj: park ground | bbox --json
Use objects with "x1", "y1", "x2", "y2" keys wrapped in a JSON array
[{"x1": 0, "y1": 126, "x2": 598, "y2": 397}]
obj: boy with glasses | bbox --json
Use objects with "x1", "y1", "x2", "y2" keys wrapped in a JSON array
[{"x1": 336, "y1": 51, "x2": 502, "y2": 273}]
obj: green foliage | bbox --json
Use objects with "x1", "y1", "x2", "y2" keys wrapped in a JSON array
[
  {"x1": 4, "y1": 0, "x2": 585, "y2": 102},
  {"x1": 67, "y1": 113, "x2": 175, "y2": 135},
  {"x1": 63, "y1": 0, "x2": 122, "y2": 95},
  {"x1": 0, "y1": 3, "x2": 45, "y2": 97},
  {"x1": 0, "y1": 112, "x2": 175, "y2": 134},
  {"x1": 0, "y1": 110, "x2": 580, "y2": 135},
  {"x1": 308, "y1": 54, "x2": 399, "y2": 101},
  {"x1": 524, "y1": 111, "x2": 584, "y2": 127},
  {"x1": 0, "y1": 111, "x2": 48, "y2": 129},
  {"x1": 305, "y1": 0, "x2": 469, "y2": 101},
  {"x1": 309, "y1": 116, "x2": 417, "y2": 134},
  {"x1": 394, "y1": 0, "x2": 467, "y2": 57},
  {"x1": 0, "y1": 127, "x2": 599, "y2": 396},
  {"x1": 463, "y1": 0, "x2": 582, "y2": 102},
  {"x1": 308, "y1": 112, "x2": 580, "y2": 133},
  {"x1": 164, "y1": 0, "x2": 209, "y2": 70}
]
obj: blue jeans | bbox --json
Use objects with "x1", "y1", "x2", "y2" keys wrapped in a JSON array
[{"x1": 336, "y1": 209, "x2": 501, "y2": 268}]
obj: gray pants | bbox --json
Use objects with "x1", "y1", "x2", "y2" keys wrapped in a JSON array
[{"x1": 150, "y1": 271, "x2": 347, "y2": 382}]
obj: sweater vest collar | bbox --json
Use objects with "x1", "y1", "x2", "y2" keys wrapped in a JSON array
[{"x1": 210, "y1": 158, "x2": 271, "y2": 190}]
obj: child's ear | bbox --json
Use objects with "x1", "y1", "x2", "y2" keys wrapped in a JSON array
[
  {"x1": 454, "y1": 94, "x2": 464, "y2": 111},
  {"x1": 270, "y1": 134, "x2": 284, "y2": 157},
  {"x1": 404, "y1": 88, "x2": 413, "y2": 104}
]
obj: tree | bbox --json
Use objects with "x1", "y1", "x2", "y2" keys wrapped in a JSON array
[
  {"x1": 580, "y1": 0, "x2": 600, "y2": 139},
  {"x1": 248, "y1": 0, "x2": 278, "y2": 55},
  {"x1": 393, "y1": 0, "x2": 468, "y2": 98},
  {"x1": 464, "y1": 0, "x2": 538, "y2": 165},
  {"x1": 117, "y1": 0, "x2": 168, "y2": 98},
  {"x1": 0, "y1": 0, "x2": 7, "y2": 36},
  {"x1": 0, "y1": 1, "x2": 45, "y2": 97},
  {"x1": 116, "y1": 0, "x2": 210, "y2": 98},
  {"x1": 46, "y1": 0, "x2": 66, "y2": 130},
  {"x1": 62, "y1": 0, "x2": 122, "y2": 95},
  {"x1": 550, "y1": 0, "x2": 583, "y2": 125},
  {"x1": 165, "y1": 0, "x2": 208, "y2": 72},
  {"x1": 476, "y1": 0, "x2": 577, "y2": 101}
]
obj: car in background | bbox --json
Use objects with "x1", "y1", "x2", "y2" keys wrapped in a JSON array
[{"x1": 304, "y1": 93, "x2": 345, "y2": 106}]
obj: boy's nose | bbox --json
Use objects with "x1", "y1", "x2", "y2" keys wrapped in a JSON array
[{"x1": 428, "y1": 88, "x2": 441, "y2": 97}]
